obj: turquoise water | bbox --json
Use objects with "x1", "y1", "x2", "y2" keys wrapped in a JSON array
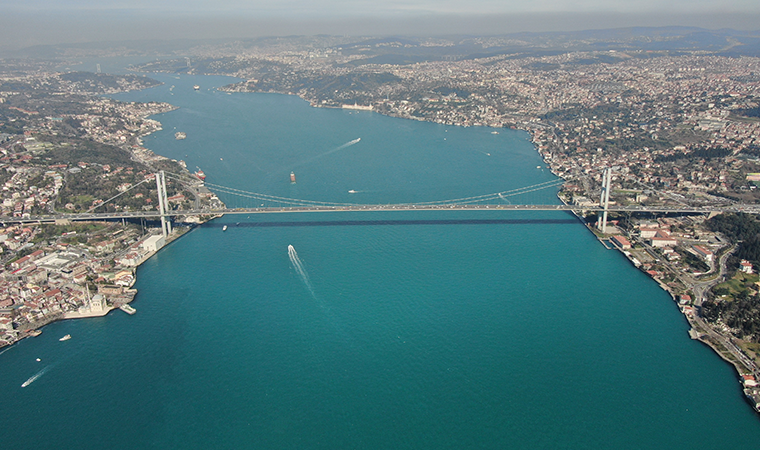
[{"x1": 2, "y1": 73, "x2": 760, "y2": 449}]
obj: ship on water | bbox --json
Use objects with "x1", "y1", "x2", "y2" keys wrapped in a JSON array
[
  {"x1": 59, "y1": 334, "x2": 71, "y2": 341},
  {"x1": 290, "y1": 172, "x2": 296, "y2": 183},
  {"x1": 195, "y1": 168, "x2": 206, "y2": 181},
  {"x1": 193, "y1": 85, "x2": 200, "y2": 90},
  {"x1": 175, "y1": 132, "x2": 186, "y2": 140}
]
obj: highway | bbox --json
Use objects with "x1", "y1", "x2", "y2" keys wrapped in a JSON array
[{"x1": 3, "y1": 202, "x2": 760, "y2": 225}]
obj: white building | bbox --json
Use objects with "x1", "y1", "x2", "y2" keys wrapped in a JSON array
[
  {"x1": 90, "y1": 294, "x2": 106, "y2": 313},
  {"x1": 141, "y1": 235, "x2": 165, "y2": 253}
]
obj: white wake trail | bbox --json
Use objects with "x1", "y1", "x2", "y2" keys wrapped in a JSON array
[
  {"x1": 21, "y1": 366, "x2": 50, "y2": 388},
  {"x1": 288, "y1": 245, "x2": 315, "y2": 297},
  {"x1": 302, "y1": 138, "x2": 361, "y2": 165},
  {"x1": 335, "y1": 137, "x2": 361, "y2": 151}
]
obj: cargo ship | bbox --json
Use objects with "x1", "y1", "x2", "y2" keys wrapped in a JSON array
[
  {"x1": 195, "y1": 168, "x2": 206, "y2": 181},
  {"x1": 290, "y1": 171, "x2": 296, "y2": 183}
]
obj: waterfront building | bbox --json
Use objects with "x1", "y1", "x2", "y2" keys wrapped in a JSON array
[
  {"x1": 90, "y1": 294, "x2": 106, "y2": 313},
  {"x1": 610, "y1": 235, "x2": 632, "y2": 249},
  {"x1": 141, "y1": 235, "x2": 165, "y2": 253}
]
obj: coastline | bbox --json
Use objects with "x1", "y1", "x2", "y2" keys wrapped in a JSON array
[
  {"x1": 119, "y1": 85, "x2": 760, "y2": 413},
  {"x1": 300, "y1": 88, "x2": 760, "y2": 409},
  {"x1": 6, "y1": 78, "x2": 758, "y2": 415}
]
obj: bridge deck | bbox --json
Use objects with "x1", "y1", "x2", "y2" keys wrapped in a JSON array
[{"x1": 1, "y1": 203, "x2": 752, "y2": 225}]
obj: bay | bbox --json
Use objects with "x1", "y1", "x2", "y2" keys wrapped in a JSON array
[{"x1": 2, "y1": 72, "x2": 759, "y2": 449}]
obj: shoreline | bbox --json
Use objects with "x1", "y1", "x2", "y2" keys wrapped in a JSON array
[
  {"x1": 7, "y1": 80, "x2": 759, "y2": 414},
  {"x1": 243, "y1": 88, "x2": 760, "y2": 413}
]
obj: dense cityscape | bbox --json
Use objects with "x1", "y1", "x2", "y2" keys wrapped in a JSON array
[{"x1": 3, "y1": 28, "x2": 760, "y2": 411}]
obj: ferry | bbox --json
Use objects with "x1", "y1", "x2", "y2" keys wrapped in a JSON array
[
  {"x1": 21, "y1": 374, "x2": 40, "y2": 388},
  {"x1": 59, "y1": 334, "x2": 71, "y2": 341},
  {"x1": 119, "y1": 304, "x2": 136, "y2": 315},
  {"x1": 195, "y1": 168, "x2": 206, "y2": 181},
  {"x1": 290, "y1": 172, "x2": 296, "y2": 183}
]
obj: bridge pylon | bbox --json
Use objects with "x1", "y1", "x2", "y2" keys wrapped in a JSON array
[
  {"x1": 155, "y1": 171, "x2": 172, "y2": 237},
  {"x1": 597, "y1": 168, "x2": 612, "y2": 233}
]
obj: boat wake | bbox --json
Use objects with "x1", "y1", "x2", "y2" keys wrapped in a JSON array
[
  {"x1": 21, "y1": 366, "x2": 49, "y2": 388},
  {"x1": 288, "y1": 245, "x2": 316, "y2": 298},
  {"x1": 336, "y1": 137, "x2": 361, "y2": 151},
  {"x1": 302, "y1": 138, "x2": 361, "y2": 165}
]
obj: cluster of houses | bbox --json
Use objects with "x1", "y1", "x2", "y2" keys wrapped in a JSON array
[{"x1": 0, "y1": 228, "x2": 167, "y2": 347}]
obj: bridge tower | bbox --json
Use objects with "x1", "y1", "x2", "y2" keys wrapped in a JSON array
[
  {"x1": 597, "y1": 168, "x2": 612, "y2": 233},
  {"x1": 155, "y1": 171, "x2": 172, "y2": 237}
]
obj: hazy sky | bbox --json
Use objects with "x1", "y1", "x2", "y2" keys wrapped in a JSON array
[
  {"x1": 2, "y1": 0, "x2": 760, "y2": 50},
  {"x1": 4, "y1": 0, "x2": 759, "y2": 15}
]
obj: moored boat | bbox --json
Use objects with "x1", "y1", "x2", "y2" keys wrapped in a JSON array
[
  {"x1": 195, "y1": 168, "x2": 206, "y2": 181},
  {"x1": 59, "y1": 334, "x2": 71, "y2": 341}
]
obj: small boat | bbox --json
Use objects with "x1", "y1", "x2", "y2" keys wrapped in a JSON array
[
  {"x1": 193, "y1": 85, "x2": 200, "y2": 90},
  {"x1": 348, "y1": 190, "x2": 357, "y2": 194},
  {"x1": 223, "y1": 225, "x2": 228, "y2": 231},
  {"x1": 22, "y1": 375, "x2": 39, "y2": 388},
  {"x1": 290, "y1": 172, "x2": 296, "y2": 183},
  {"x1": 491, "y1": 131, "x2": 499, "y2": 135},
  {"x1": 59, "y1": 334, "x2": 71, "y2": 341},
  {"x1": 175, "y1": 131, "x2": 186, "y2": 140}
]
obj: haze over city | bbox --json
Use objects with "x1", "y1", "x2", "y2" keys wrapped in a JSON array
[{"x1": 1, "y1": 0, "x2": 760, "y2": 49}]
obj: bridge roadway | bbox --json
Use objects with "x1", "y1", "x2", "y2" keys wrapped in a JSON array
[{"x1": 3, "y1": 203, "x2": 759, "y2": 225}]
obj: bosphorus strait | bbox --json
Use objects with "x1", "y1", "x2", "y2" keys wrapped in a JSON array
[{"x1": 2, "y1": 73, "x2": 760, "y2": 449}]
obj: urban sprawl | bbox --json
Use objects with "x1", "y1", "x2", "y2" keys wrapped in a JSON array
[{"x1": 3, "y1": 31, "x2": 760, "y2": 410}]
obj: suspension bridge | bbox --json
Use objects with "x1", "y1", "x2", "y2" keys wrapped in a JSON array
[{"x1": 2, "y1": 171, "x2": 757, "y2": 227}]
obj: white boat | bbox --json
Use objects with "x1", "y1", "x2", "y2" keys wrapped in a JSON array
[
  {"x1": 22, "y1": 373, "x2": 42, "y2": 387},
  {"x1": 59, "y1": 334, "x2": 71, "y2": 341},
  {"x1": 223, "y1": 225, "x2": 228, "y2": 231},
  {"x1": 193, "y1": 85, "x2": 200, "y2": 90},
  {"x1": 348, "y1": 190, "x2": 357, "y2": 194}
]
